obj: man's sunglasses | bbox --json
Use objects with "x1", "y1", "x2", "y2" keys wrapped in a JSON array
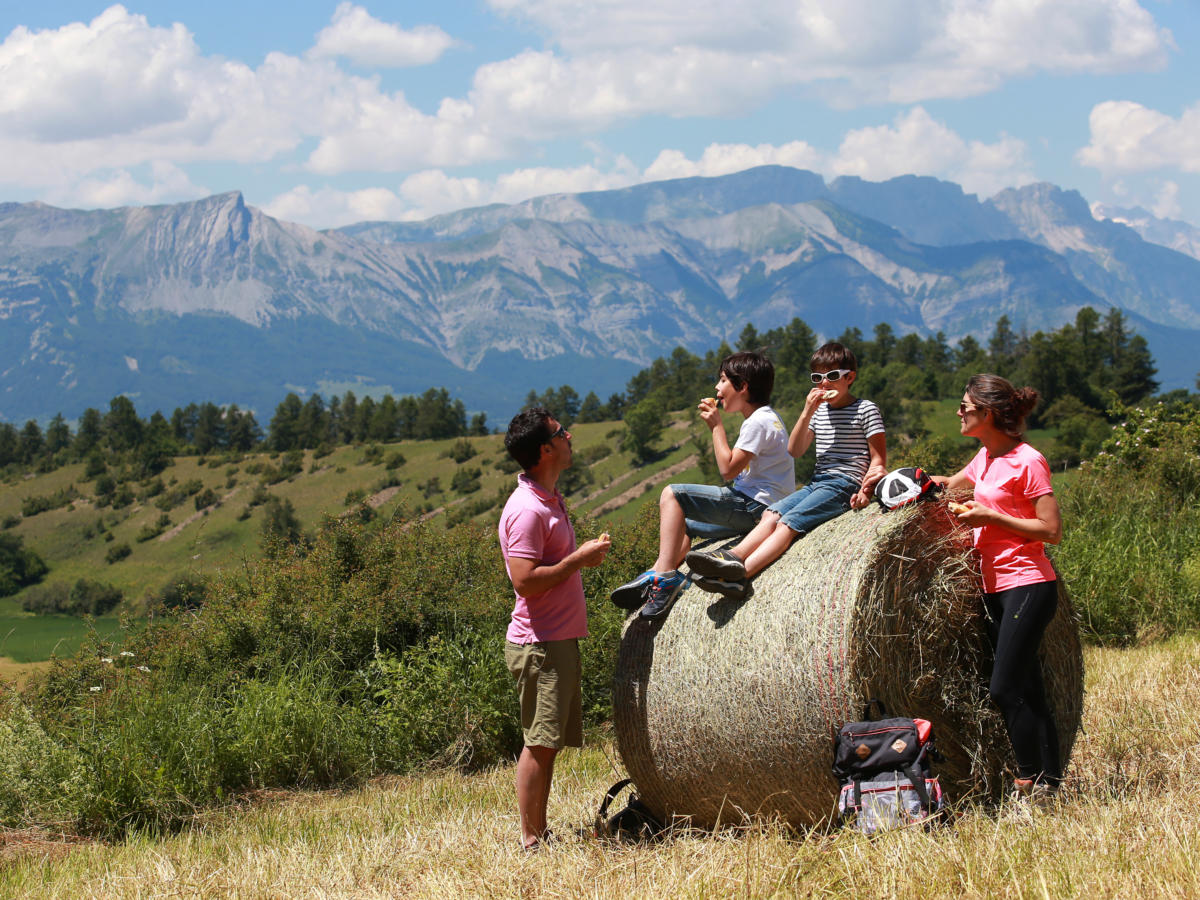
[
  {"x1": 548, "y1": 425, "x2": 567, "y2": 441},
  {"x1": 810, "y1": 369, "x2": 852, "y2": 384}
]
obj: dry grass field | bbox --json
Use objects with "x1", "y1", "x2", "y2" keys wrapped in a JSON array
[{"x1": 1, "y1": 635, "x2": 1197, "y2": 899}]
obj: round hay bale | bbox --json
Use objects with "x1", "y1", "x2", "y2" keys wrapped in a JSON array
[{"x1": 612, "y1": 501, "x2": 1084, "y2": 829}]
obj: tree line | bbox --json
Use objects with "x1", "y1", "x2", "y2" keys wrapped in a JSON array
[
  {"x1": 0, "y1": 387, "x2": 489, "y2": 475},
  {"x1": 526, "y1": 306, "x2": 1164, "y2": 466},
  {"x1": 0, "y1": 305, "x2": 1169, "y2": 476}
]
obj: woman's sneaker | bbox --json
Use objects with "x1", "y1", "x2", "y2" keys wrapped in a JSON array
[
  {"x1": 610, "y1": 570, "x2": 656, "y2": 610},
  {"x1": 639, "y1": 570, "x2": 688, "y2": 620},
  {"x1": 692, "y1": 574, "x2": 753, "y2": 601},
  {"x1": 685, "y1": 548, "x2": 746, "y2": 580}
]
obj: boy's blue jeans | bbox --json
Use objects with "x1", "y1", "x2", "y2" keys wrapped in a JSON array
[
  {"x1": 670, "y1": 484, "x2": 767, "y2": 540},
  {"x1": 768, "y1": 472, "x2": 859, "y2": 536}
]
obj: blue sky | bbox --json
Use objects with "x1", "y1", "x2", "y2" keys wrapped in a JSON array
[{"x1": 2, "y1": 1, "x2": 1197, "y2": 230}]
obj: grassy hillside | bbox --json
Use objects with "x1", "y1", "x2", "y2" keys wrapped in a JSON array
[
  {"x1": 0, "y1": 411, "x2": 712, "y2": 665},
  {"x1": 2, "y1": 636, "x2": 1197, "y2": 898}
]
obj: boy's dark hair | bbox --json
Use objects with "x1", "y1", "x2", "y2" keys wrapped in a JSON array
[
  {"x1": 810, "y1": 342, "x2": 857, "y2": 373},
  {"x1": 720, "y1": 351, "x2": 775, "y2": 405},
  {"x1": 504, "y1": 406, "x2": 554, "y2": 471}
]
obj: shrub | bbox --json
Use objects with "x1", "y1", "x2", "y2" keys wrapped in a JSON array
[
  {"x1": 493, "y1": 454, "x2": 521, "y2": 474},
  {"x1": 384, "y1": 451, "x2": 407, "y2": 470},
  {"x1": 83, "y1": 454, "x2": 107, "y2": 479},
  {"x1": 104, "y1": 543, "x2": 132, "y2": 565},
  {"x1": 21, "y1": 486, "x2": 80, "y2": 518},
  {"x1": 194, "y1": 487, "x2": 219, "y2": 510},
  {"x1": 0, "y1": 690, "x2": 89, "y2": 826},
  {"x1": 0, "y1": 533, "x2": 48, "y2": 597},
  {"x1": 150, "y1": 574, "x2": 208, "y2": 611},
  {"x1": 450, "y1": 467, "x2": 482, "y2": 495},
  {"x1": 260, "y1": 497, "x2": 306, "y2": 555},
  {"x1": 441, "y1": 439, "x2": 477, "y2": 464},
  {"x1": 1058, "y1": 401, "x2": 1200, "y2": 643},
  {"x1": 20, "y1": 579, "x2": 123, "y2": 616}
]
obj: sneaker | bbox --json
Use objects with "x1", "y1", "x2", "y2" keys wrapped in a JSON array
[
  {"x1": 1012, "y1": 778, "x2": 1058, "y2": 808},
  {"x1": 685, "y1": 548, "x2": 747, "y2": 580},
  {"x1": 639, "y1": 570, "x2": 688, "y2": 620},
  {"x1": 692, "y1": 574, "x2": 754, "y2": 601},
  {"x1": 610, "y1": 570, "x2": 656, "y2": 610}
]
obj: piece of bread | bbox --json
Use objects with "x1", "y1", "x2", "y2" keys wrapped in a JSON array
[
  {"x1": 948, "y1": 501, "x2": 970, "y2": 515},
  {"x1": 599, "y1": 532, "x2": 610, "y2": 542},
  {"x1": 823, "y1": 390, "x2": 838, "y2": 400},
  {"x1": 702, "y1": 397, "x2": 716, "y2": 405}
]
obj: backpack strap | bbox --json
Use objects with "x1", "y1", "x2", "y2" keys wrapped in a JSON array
[
  {"x1": 598, "y1": 778, "x2": 633, "y2": 821},
  {"x1": 901, "y1": 763, "x2": 933, "y2": 812},
  {"x1": 862, "y1": 697, "x2": 888, "y2": 720}
]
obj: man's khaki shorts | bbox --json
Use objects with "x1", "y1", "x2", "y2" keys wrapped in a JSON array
[{"x1": 505, "y1": 638, "x2": 583, "y2": 749}]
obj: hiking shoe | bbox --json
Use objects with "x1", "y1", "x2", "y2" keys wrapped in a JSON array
[
  {"x1": 685, "y1": 548, "x2": 746, "y2": 580},
  {"x1": 692, "y1": 574, "x2": 754, "y2": 601},
  {"x1": 1011, "y1": 778, "x2": 1058, "y2": 808},
  {"x1": 639, "y1": 570, "x2": 688, "y2": 620},
  {"x1": 610, "y1": 570, "x2": 656, "y2": 610}
]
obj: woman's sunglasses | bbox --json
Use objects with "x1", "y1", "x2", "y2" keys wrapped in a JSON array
[{"x1": 810, "y1": 369, "x2": 852, "y2": 384}]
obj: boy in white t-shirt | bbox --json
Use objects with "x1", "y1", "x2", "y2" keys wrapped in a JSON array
[{"x1": 610, "y1": 351, "x2": 794, "y2": 619}]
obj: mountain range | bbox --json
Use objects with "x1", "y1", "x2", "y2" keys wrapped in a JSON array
[{"x1": 2, "y1": 165, "x2": 1199, "y2": 424}]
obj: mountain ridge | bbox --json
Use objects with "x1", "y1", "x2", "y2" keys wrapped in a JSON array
[{"x1": 2, "y1": 166, "x2": 1198, "y2": 423}]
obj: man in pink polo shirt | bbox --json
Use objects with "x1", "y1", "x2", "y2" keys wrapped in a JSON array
[{"x1": 500, "y1": 407, "x2": 611, "y2": 852}]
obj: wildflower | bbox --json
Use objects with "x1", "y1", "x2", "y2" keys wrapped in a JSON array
[
  {"x1": 89, "y1": 686, "x2": 102, "y2": 692},
  {"x1": 120, "y1": 650, "x2": 135, "y2": 657},
  {"x1": 101, "y1": 657, "x2": 114, "y2": 664},
  {"x1": 136, "y1": 666, "x2": 151, "y2": 673}
]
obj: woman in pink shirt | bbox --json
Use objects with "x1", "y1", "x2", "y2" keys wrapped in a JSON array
[{"x1": 934, "y1": 374, "x2": 1063, "y2": 801}]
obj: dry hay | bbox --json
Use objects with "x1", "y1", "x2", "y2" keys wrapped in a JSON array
[{"x1": 611, "y1": 499, "x2": 1084, "y2": 830}]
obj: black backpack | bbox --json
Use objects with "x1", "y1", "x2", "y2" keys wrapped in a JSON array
[{"x1": 832, "y1": 700, "x2": 946, "y2": 834}]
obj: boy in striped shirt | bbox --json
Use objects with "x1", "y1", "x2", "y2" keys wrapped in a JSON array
[{"x1": 687, "y1": 342, "x2": 886, "y2": 599}]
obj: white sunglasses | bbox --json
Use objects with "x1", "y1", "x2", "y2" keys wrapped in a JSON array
[{"x1": 810, "y1": 369, "x2": 852, "y2": 384}]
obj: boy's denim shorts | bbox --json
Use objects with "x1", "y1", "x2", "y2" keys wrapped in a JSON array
[
  {"x1": 670, "y1": 483, "x2": 767, "y2": 540},
  {"x1": 768, "y1": 472, "x2": 859, "y2": 536}
]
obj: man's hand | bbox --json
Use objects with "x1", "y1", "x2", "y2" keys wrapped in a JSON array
[{"x1": 577, "y1": 534, "x2": 611, "y2": 568}]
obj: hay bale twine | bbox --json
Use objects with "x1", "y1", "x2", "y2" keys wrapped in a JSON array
[{"x1": 612, "y1": 501, "x2": 1084, "y2": 829}]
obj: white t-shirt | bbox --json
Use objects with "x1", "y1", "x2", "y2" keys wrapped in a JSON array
[
  {"x1": 808, "y1": 398, "x2": 885, "y2": 483},
  {"x1": 732, "y1": 405, "x2": 795, "y2": 505}
]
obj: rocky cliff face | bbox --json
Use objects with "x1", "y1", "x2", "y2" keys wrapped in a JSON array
[{"x1": 2, "y1": 166, "x2": 1198, "y2": 423}]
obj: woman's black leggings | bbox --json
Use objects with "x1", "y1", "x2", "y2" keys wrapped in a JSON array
[{"x1": 984, "y1": 580, "x2": 1062, "y2": 786}]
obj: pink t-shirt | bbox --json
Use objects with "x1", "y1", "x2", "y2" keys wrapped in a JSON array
[
  {"x1": 962, "y1": 442, "x2": 1057, "y2": 593},
  {"x1": 499, "y1": 473, "x2": 588, "y2": 643}
]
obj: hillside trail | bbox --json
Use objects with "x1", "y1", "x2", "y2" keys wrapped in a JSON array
[
  {"x1": 590, "y1": 453, "x2": 699, "y2": 515},
  {"x1": 159, "y1": 485, "x2": 242, "y2": 542}
]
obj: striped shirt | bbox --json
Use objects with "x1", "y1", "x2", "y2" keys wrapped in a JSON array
[{"x1": 808, "y1": 398, "x2": 885, "y2": 483}]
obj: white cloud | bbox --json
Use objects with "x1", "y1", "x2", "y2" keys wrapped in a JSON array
[
  {"x1": 46, "y1": 161, "x2": 210, "y2": 209},
  {"x1": 1077, "y1": 100, "x2": 1200, "y2": 173},
  {"x1": 644, "y1": 142, "x2": 823, "y2": 181},
  {"x1": 832, "y1": 107, "x2": 1034, "y2": 197},
  {"x1": 265, "y1": 161, "x2": 643, "y2": 227},
  {"x1": 270, "y1": 110, "x2": 1035, "y2": 230},
  {"x1": 1152, "y1": 181, "x2": 1182, "y2": 220},
  {"x1": 263, "y1": 184, "x2": 411, "y2": 226},
  {"x1": 485, "y1": 0, "x2": 1171, "y2": 109},
  {"x1": 310, "y1": 3, "x2": 454, "y2": 68}
]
